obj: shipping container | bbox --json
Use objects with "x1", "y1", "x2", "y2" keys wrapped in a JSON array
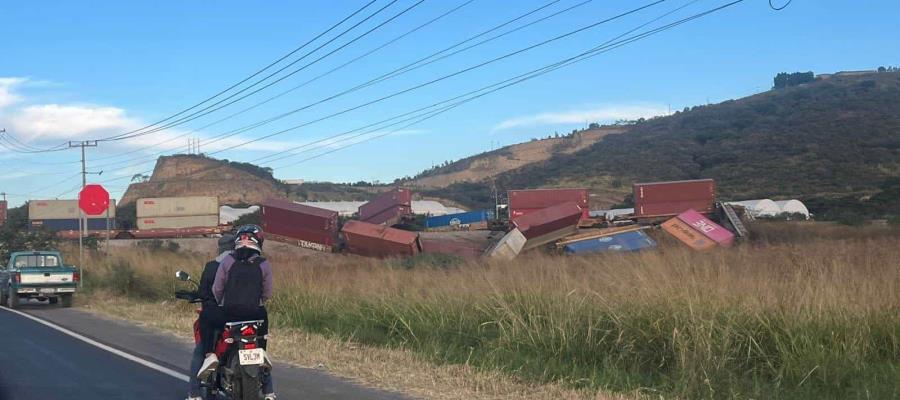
[
  {"x1": 31, "y1": 218, "x2": 117, "y2": 231},
  {"x1": 261, "y1": 198, "x2": 338, "y2": 251},
  {"x1": 512, "y1": 202, "x2": 582, "y2": 240},
  {"x1": 661, "y1": 218, "x2": 717, "y2": 251},
  {"x1": 358, "y1": 188, "x2": 412, "y2": 222},
  {"x1": 425, "y1": 210, "x2": 493, "y2": 229},
  {"x1": 563, "y1": 230, "x2": 657, "y2": 254},
  {"x1": 363, "y1": 204, "x2": 412, "y2": 226},
  {"x1": 137, "y1": 215, "x2": 219, "y2": 230},
  {"x1": 420, "y1": 237, "x2": 484, "y2": 261},
  {"x1": 137, "y1": 196, "x2": 219, "y2": 218},
  {"x1": 675, "y1": 209, "x2": 735, "y2": 247},
  {"x1": 508, "y1": 188, "x2": 589, "y2": 219},
  {"x1": 29, "y1": 199, "x2": 117, "y2": 220},
  {"x1": 484, "y1": 228, "x2": 527, "y2": 260},
  {"x1": 0, "y1": 200, "x2": 7, "y2": 225},
  {"x1": 634, "y1": 179, "x2": 715, "y2": 218},
  {"x1": 341, "y1": 220, "x2": 421, "y2": 258}
]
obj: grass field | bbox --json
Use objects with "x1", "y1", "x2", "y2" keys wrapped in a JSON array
[{"x1": 73, "y1": 223, "x2": 900, "y2": 399}]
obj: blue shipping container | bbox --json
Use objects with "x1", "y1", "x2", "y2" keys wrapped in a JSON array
[
  {"x1": 564, "y1": 230, "x2": 656, "y2": 254},
  {"x1": 30, "y1": 218, "x2": 117, "y2": 231},
  {"x1": 425, "y1": 210, "x2": 493, "y2": 228}
]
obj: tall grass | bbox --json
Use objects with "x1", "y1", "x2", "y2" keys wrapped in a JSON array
[{"x1": 76, "y1": 225, "x2": 900, "y2": 399}]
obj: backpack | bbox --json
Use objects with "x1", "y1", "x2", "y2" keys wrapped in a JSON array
[{"x1": 222, "y1": 256, "x2": 264, "y2": 316}]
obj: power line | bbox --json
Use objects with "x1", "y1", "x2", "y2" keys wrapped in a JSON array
[
  {"x1": 96, "y1": 0, "x2": 382, "y2": 142},
  {"x1": 104, "y1": 0, "x2": 414, "y2": 142}
]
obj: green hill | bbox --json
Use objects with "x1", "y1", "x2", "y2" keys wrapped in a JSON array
[{"x1": 423, "y1": 71, "x2": 900, "y2": 220}]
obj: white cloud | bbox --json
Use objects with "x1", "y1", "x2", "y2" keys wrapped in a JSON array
[
  {"x1": 0, "y1": 77, "x2": 27, "y2": 110},
  {"x1": 492, "y1": 104, "x2": 669, "y2": 132},
  {"x1": 9, "y1": 103, "x2": 140, "y2": 139}
]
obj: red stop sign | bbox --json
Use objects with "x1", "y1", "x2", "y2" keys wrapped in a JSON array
[{"x1": 78, "y1": 184, "x2": 110, "y2": 216}]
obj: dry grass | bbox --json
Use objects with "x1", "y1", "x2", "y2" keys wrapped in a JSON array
[{"x1": 72, "y1": 223, "x2": 900, "y2": 399}]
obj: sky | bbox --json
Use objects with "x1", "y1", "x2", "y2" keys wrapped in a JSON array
[{"x1": 0, "y1": 0, "x2": 897, "y2": 205}]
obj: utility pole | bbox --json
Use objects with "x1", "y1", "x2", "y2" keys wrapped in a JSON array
[{"x1": 68, "y1": 140, "x2": 98, "y2": 288}]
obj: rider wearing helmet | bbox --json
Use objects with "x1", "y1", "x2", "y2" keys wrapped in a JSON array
[{"x1": 202, "y1": 224, "x2": 276, "y2": 398}]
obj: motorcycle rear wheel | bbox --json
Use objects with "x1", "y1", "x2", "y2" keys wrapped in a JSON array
[{"x1": 229, "y1": 357, "x2": 262, "y2": 400}]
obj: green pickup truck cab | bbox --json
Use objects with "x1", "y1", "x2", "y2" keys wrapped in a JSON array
[{"x1": 1, "y1": 251, "x2": 78, "y2": 308}]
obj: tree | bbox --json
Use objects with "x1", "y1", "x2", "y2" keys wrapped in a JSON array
[{"x1": 774, "y1": 71, "x2": 815, "y2": 89}]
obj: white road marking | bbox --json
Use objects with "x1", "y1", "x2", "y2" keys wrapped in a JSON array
[{"x1": 0, "y1": 307, "x2": 189, "y2": 382}]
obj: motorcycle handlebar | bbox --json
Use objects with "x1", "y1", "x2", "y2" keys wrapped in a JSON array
[{"x1": 175, "y1": 290, "x2": 201, "y2": 302}]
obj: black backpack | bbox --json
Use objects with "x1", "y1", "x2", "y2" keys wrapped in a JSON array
[{"x1": 222, "y1": 256, "x2": 264, "y2": 316}]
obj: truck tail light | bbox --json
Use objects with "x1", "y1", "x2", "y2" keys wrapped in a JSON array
[
  {"x1": 14, "y1": 272, "x2": 20, "y2": 283},
  {"x1": 73, "y1": 272, "x2": 80, "y2": 283}
]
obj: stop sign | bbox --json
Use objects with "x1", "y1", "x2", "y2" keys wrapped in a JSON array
[{"x1": 78, "y1": 184, "x2": 110, "y2": 216}]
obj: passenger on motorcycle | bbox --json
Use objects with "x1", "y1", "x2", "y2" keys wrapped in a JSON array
[
  {"x1": 202, "y1": 224, "x2": 276, "y2": 399},
  {"x1": 186, "y1": 233, "x2": 233, "y2": 400}
]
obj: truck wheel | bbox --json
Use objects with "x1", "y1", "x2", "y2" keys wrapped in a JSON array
[
  {"x1": 7, "y1": 293, "x2": 19, "y2": 309},
  {"x1": 60, "y1": 294, "x2": 73, "y2": 308},
  {"x1": 49, "y1": 297, "x2": 59, "y2": 305}
]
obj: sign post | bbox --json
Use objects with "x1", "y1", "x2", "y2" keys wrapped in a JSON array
[{"x1": 78, "y1": 184, "x2": 110, "y2": 288}]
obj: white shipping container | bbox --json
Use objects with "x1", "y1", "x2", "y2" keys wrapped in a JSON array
[
  {"x1": 29, "y1": 199, "x2": 117, "y2": 220},
  {"x1": 484, "y1": 228, "x2": 526, "y2": 260},
  {"x1": 137, "y1": 196, "x2": 219, "y2": 218},
  {"x1": 137, "y1": 214, "x2": 219, "y2": 230}
]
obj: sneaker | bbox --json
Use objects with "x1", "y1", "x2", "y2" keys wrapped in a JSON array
[
  {"x1": 264, "y1": 394, "x2": 276, "y2": 400},
  {"x1": 197, "y1": 353, "x2": 219, "y2": 379}
]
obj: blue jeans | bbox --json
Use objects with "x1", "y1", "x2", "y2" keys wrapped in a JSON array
[{"x1": 188, "y1": 342, "x2": 276, "y2": 397}]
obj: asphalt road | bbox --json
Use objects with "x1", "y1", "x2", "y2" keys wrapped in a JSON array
[{"x1": 0, "y1": 301, "x2": 408, "y2": 400}]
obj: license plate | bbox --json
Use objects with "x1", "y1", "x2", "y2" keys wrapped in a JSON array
[
  {"x1": 238, "y1": 348, "x2": 265, "y2": 366},
  {"x1": 39, "y1": 288, "x2": 56, "y2": 294}
]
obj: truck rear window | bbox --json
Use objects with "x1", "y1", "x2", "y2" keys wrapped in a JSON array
[{"x1": 14, "y1": 255, "x2": 60, "y2": 268}]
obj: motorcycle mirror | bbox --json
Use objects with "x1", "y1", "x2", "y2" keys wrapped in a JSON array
[{"x1": 175, "y1": 271, "x2": 191, "y2": 281}]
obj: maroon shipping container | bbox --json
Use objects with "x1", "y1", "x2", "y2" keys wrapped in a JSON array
[
  {"x1": 0, "y1": 200, "x2": 6, "y2": 226},
  {"x1": 508, "y1": 188, "x2": 589, "y2": 219},
  {"x1": 341, "y1": 220, "x2": 420, "y2": 258},
  {"x1": 261, "y1": 198, "x2": 338, "y2": 251},
  {"x1": 363, "y1": 204, "x2": 412, "y2": 226},
  {"x1": 512, "y1": 202, "x2": 583, "y2": 240},
  {"x1": 359, "y1": 188, "x2": 412, "y2": 222},
  {"x1": 420, "y1": 238, "x2": 484, "y2": 261},
  {"x1": 633, "y1": 179, "x2": 716, "y2": 218}
]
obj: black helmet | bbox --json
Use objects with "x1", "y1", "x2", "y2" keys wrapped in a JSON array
[{"x1": 234, "y1": 224, "x2": 264, "y2": 253}]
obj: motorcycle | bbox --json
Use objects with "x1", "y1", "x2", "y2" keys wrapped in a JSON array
[{"x1": 175, "y1": 270, "x2": 270, "y2": 400}]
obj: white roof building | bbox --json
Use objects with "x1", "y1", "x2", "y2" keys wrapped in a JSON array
[
  {"x1": 220, "y1": 205, "x2": 260, "y2": 224},
  {"x1": 298, "y1": 200, "x2": 465, "y2": 216},
  {"x1": 727, "y1": 199, "x2": 781, "y2": 217},
  {"x1": 773, "y1": 200, "x2": 811, "y2": 219}
]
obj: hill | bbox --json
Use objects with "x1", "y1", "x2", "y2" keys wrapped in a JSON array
[
  {"x1": 120, "y1": 155, "x2": 289, "y2": 206},
  {"x1": 424, "y1": 71, "x2": 900, "y2": 219}
]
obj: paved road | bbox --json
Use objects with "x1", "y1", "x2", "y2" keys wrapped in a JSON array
[{"x1": 0, "y1": 302, "x2": 408, "y2": 400}]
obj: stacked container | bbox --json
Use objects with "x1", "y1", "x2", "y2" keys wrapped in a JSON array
[
  {"x1": 136, "y1": 196, "x2": 219, "y2": 230},
  {"x1": 261, "y1": 198, "x2": 338, "y2": 252},
  {"x1": 508, "y1": 188, "x2": 590, "y2": 220},
  {"x1": 341, "y1": 220, "x2": 421, "y2": 258},
  {"x1": 424, "y1": 210, "x2": 493, "y2": 231},
  {"x1": 358, "y1": 188, "x2": 412, "y2": 226},
  {"x1": 28, "y1": 199, "x2": 117, "y2": 230},
  {"x1": 633, "y1": 179, "x2": 715, "y2": 219}
]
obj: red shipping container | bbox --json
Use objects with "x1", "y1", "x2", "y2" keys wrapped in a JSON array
[
  {"x1": 0, "y1": 200, "x2": 7, "y2": 226},
  {"x1": 508, "y1": 188, "x2": 590, "y2": 219},
  {"x1": 362, "y1": 204, "x2": 411, "y2": 226},
  {"x1": 420, "y1": 238, "x2": 483, "y2": 261},
  {"x1": 261, "y1": 198, "x2": 338, "y2": 250},
  {"x1": 676, "y1": 209, "x2": 735, "y2": 247},
  {"x1": 633, "y1": 179, "x2": 715, "y2": 218},
  {"x1": 341, "y1": 220, "x2": 420, "y2": 258},
  {"x1": 512, "y1": 202, "x2": 583, "y2": 240},
  {"x1": 359, "y1": 188, "x2": 412, "y2": 221}
]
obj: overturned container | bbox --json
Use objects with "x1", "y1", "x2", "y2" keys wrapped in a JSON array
[
  {"x1": 661, "y1": 217, "x2": 717, "y2": 251},
  {"x1": 261, "y1": 198, "x2": 338, "y2": 252},
  {"x1": 341, "y1": 220, "x2": 421, "y2": 258},
  {"x1": 563, "y1": 229, "x2": 657, "y2": 254},
  {"x1": 512, "y1": 202, "x2": 583, "y2": 251},
  {"x1": 484, "y1": 228, "x2": 527, "y2": 260},
  {"x1": 634, "y1": 179, "x2": 715, "y2": 219},
  {"x1": 508, "y1": 188, "x2": 589, "y2": 219},
  {"x1": 425, "y1": 210, "x2": 493, "y2": 231},
  {"x1": 675, "y1": 209, "x2": 734, "y2": 247},
  {"x1": 359, "y1": 188, "x2": 412, "y2": 225}
]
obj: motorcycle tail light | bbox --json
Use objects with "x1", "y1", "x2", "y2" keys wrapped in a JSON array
[{"x1": 241, "y1": 325, "x2": 256, "y2": 337}]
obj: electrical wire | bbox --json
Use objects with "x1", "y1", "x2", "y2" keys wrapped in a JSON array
[{"x1": 768, "y1": 0, "x2": 791, "y2": 11}]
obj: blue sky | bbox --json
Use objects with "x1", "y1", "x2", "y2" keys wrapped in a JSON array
[{"x1": 0, "y1": 0, "x2": 896, "y2": 205}]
